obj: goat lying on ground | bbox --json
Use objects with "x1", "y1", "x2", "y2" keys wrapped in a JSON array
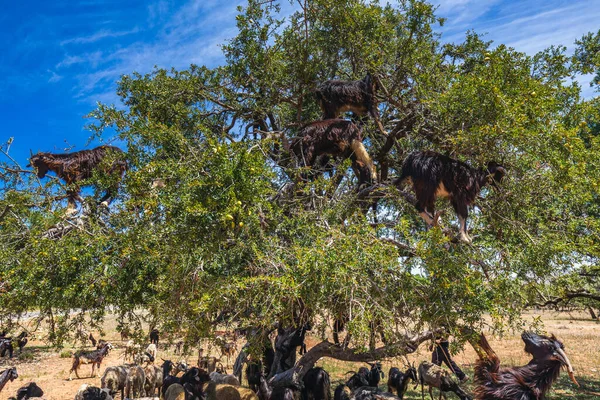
[
  {"x1": 74, "y1": 384, "x2": 113, "y2": 400},
  {"x1": 316, "y1": 73, "x2": 387, "y2": 136},
  {"x1": 290, "y1": 119, "x2": 377, "y2": 187},
  {"x1": 0, "y1": 367, "x2": 18, "y2": 393},
  {"x1": 470, "y1": 331, "x2": 578, "y2": 400},
  {"x1": 68, "y1": 342, "x2": 112, "y2": 380},
  {"x1": 27, "y1": 145, "x2": 127, "y2": 213},
  {"x1": 387, "y1": 366, "x2": 418, "y2": 399},
  {"x1": 396, "y1": 151, "x2": 505, "y2": 243},
  {"x1": 100, "y1": 365, "x2": 128, "y2": 399},
  {"x1": 10, "y1": 382, "x2": 43, "y2": 400},
  {"x1": 417, "y1": 361, "x2": 471, "y2": 400}
]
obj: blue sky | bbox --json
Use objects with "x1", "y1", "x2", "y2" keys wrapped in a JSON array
[{"x1": 1, "y1": 0, "x2": 598, "y2": 168}]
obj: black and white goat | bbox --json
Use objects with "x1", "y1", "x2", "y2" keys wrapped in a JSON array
[
  {"x1": 396, "y1": 151, "x2": 505, "y2": 243},
  {"x1": 13, "y1": 382, "x2": 44, "y2": 400}
]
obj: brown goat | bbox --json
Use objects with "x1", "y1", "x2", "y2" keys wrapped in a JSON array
[
  {"x1": 27, "y1": 145, "x2": 127, "y2": 212},
  {"x1": 470, "y1": 331, "x2": 578, "y2": 400},
  {"x1": 69, "y1": 342, "x2": 112, "y2": 380},
  {"x1": 290, "y1": 119, "x2": 377, "y2": 187},
  {"x1": 315, "y1": 73, "x2": 387, "y2": 136}
]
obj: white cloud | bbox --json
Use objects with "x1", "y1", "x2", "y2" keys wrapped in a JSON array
[{"x1": 60, "y1": 28, "x2": 140, "y2": 45}]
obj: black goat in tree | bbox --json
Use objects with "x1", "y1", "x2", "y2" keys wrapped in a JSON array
[
  {"x1": 395, "y1": 151, "x2": 505, "y2": 243},
  {"x1": 316, "y1": 73, "x2": 387, "y2": 136},
  {"x1": 27, "y1": 145, "x2": 127, "y2": 213},
  {"x1": 290, "y1": 119, "x2": 377, "y2": 187},
  {"x1": 470, "y1": 331, "x2": 578, "y2": 400}
]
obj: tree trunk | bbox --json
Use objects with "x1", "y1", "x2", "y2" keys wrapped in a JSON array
[
  {"x1": 268, "y1": 328, "x2": 442, "y2": 388},
  {"x1": 588, "y1": 306, "x2": 598, "y2": 320}
]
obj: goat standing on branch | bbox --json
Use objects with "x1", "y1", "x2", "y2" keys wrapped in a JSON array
[
  {"x1": 395, "y1": 151, "x2": 505, "y2": 243},
  {"x1": 290, "y1": 119, "x2": 377, "y2": 187},
  {"x1": 316, "y1": 73, "x2": 387, "y2": 136},
  {"x1": 27, "y1": 145, "x2": 127, "y2": 213},
  {"x1": 469, "y1": 331, "x2": 578, "y2": 400}
]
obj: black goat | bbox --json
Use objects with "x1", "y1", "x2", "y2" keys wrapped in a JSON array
[
  {"x1": 14, "y1": 382, "x2": 44, "y2": 400},
  {"x1": 396, "y1": 151, "x2": 505, "y2": 243},
  {"x1": 161, "y1": 359, "x2": 179, "y2": 398},
  {"x1": 150, "y1": 328, "x2": 159, "y2": 345},
  {"x1": 0, "y1": 338, "x2": 13, "y2": 358},
  {"x1": 471, "y1": 331, "x2": 578, "y2": 400},
  {"x1": 367, "y1": 362, "x2": 384, "y2": 387},
  {"x1": 387, "y1": 366, "x2": 417, "y2": 399},
  {"x1": 258, "y1": 376, "x2": 300, "y2": 400},
  {"x1": 269, "y1": 325, "x2": 309, "y2": 378},
  {"x1": 302, "y1": 367, "x2": 331, "y2": 400},
  {"x1": 346, "y1": 367, "x2": 370, "y2": 390},
  {"x1": 290, "y1": 119, "x2": 377, "y2": 187},
  {"x1": 16, "y1": 332, "x2": 28, "y2": 354},
  {"x1": 27, "y1": 145, "x2": 127, "y2": 212},
  {"x1": 315, "y1": 73, "x2": 387, "y2": 136}
]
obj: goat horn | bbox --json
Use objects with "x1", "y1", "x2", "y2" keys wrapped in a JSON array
[{"x1": 556, "y1": 348, "x2": 579, "y2": 387}]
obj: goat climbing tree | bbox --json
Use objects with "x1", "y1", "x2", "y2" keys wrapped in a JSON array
[{"x1": 0, "y1": 0, "x2": 599, "y2": 368}]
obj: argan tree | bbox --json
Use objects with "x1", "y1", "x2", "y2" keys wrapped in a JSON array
[{"x1": 0, "y1": 0, "x2": 599, "y2": 384}]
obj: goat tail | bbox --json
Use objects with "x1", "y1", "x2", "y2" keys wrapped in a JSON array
[{"x1": 350, "y1": 140, "x2": 377, "y2": 182}]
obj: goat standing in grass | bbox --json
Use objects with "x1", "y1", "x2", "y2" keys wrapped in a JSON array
[
  {"x1": 387, "y1": 366, "x2": 418, "y2": 399},
  {"x1": 316, "y1": 73, "x2": 387, "y2": 136},
  {"x1": 470, "y1": 331, "x2": 578, "y2": 399},
  {"x1": 417, "y1": 361, "x2": 471, "y2": 400},
  {"x1": 68, "y1": 342, "x2": 112, "y2": 380},
  {"x1": 27, "y1": 145, "x2": 127, "y2": 213},
  {"x1": 396, "y1": 151, "x2": 505, "y2": 243}
]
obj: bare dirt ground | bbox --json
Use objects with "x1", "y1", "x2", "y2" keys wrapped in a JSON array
[{"x1": 0, "y1": 310, "x2": 598, "y2": 399}]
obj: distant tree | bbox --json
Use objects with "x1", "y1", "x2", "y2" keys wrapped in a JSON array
[{"x1": 0, "y1": 0, "x2": 599, "y2": 381}]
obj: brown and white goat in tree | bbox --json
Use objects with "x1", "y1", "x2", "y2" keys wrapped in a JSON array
[
  {"x1": 0, "y1": 367, "x2": 18, "y2": 393},
  {"x1": 69, "y1": 342, "x2": 112, "y2": 380},
  {"x1": 396, "y1": 151, "x2": 505, "y2": 243},
  {"x1": 290, "y1": 119, "x2": 377, "y2": 187},
  {"x1": 316, "y1": 73, "x2": 387, "y2": 136},
  {"x1": 469, "y1": 331, "x2": 578, "y2": 400},
  {"x1": 27, "y1": 145, "x2": 127, "y2": 213}
]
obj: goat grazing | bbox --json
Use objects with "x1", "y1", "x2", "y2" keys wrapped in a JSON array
[
  {"x1": 69, "y1": 342, "x2": 112, "y2": 380},
  {"x1": 0, "y1": 367, "x2": 18, "y2": 393},
  {"x1": 143, "y1": 364, "x2": 163, "y2": 396},
  {"x1": 315, "y1": 73, "x2": 387, "y2": 136},
  {"x1": 396, "y1": 151, "x2": 505, "y2": 243},
  {"x1": 125, "y1": 365, "x2": 146, "y2": 399},
  {"x1": 470, "y1": 331, "x2": 578, "y2": 400},
  {"x1": 290, "y1": 119, "x2": 377, "y2": 187},
  {"x1": 302, "y1": 367, "x2": 331, "y2": 400},
  {"x1": 13, "y1": 382, "x2": 43, "y2": 400},
  {"x1": 74, "y1": 384, "x2": 113, "y2": 400},
  {"x1": 387, "y1": 366, "x2": 418, "y2": 399},
  {"x1": 100, "y1": 365, "x2": 128, "y2": 400},
  {"x1": 27, "y1": 145, "x2": 127, "y2": 212},
  {"x1": 417, "y1": 361, "x2": 471, "y2": 400}
]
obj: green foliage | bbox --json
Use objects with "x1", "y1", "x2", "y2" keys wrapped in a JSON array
[{"x1": 0, "y1": 0, "x2": 598, "y2": 351}]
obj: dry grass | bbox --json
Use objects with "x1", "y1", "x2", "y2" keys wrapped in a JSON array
[{"x1": 0, "y1": 310, "x2": 598, "y2": 399}]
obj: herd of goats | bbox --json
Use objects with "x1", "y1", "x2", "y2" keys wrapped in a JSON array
[
  {"x1": 0, "y1": 73, "x2": 580, "y2": 399},
  {"x1": 0, "y1": 326, "x2": 580, "y2": 400}
]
